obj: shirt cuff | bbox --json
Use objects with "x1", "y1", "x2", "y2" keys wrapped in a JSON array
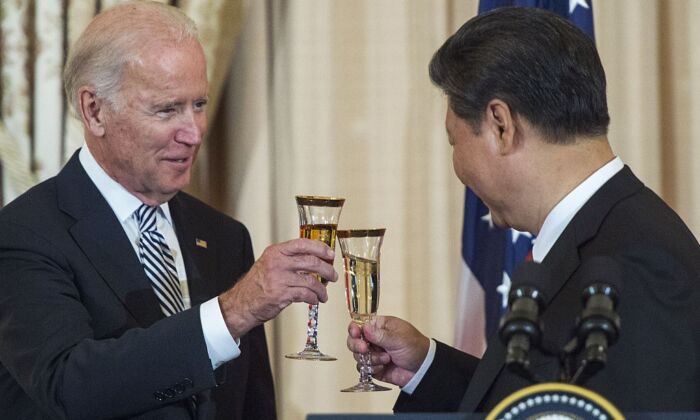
[
  {"x1": 400, "y1": 338, "x2": 436, "y2": 395},
  {"x1": 200, "y1": 297, "x2": 241, "y2": 369}
]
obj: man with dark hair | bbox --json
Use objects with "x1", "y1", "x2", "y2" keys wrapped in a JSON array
[
  {"x1": 347, "y1": 7, "x2": 700, "y2": 412},
  {"x1": 0, "y1": 2, "x2": 336, "y2": 419},
  {"x1": 429, "y1": 7, "x2": 609, "y2": 143}
]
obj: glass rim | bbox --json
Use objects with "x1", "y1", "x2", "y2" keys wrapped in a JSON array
[
  {"x1": 337, "y1": 228, "x2": 386, "y2": 238},
  {"x1": 296, "y1": 195, "x2": 345, "y2": 207}
]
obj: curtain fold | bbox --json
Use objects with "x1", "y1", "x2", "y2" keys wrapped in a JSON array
[
  {"x1": 0, "y1": 0, "x2": 37, "y2": 202},
  {"x1": 218, "y1": 1, "x2": 699, "y2": 418},
  {"x1": 1, "y1": 1, "x2": 699, "y2": 419},
  {"x1": 217, "y1": 1, "x2": 472, "y2": 417},
  {"x1": 0, "y1": 0, "x2": 243, "y2": 204}
]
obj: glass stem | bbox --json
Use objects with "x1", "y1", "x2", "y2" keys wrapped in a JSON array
[
  {"x1": 304, "y1": 303, "x2": 320, "y2": 350},
  {"x1": 359, "y1": 330, "x2": 373, "y2": 384}
]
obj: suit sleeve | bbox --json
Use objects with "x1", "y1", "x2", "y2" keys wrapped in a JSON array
[
  {"x1": 242, "y1": 324, "x2": 276, "y2": 418},
  {"x1": 239, "y1": 226, "x2": 277, "y2": 418},
  {"x1": 0, "y1": 221, "x2": 217, "y2": 419},
  {"x1": 585, "y1": 247, "x2": 700, "y2": 410},
  {"x1": 394, "y1": 340, "x2": 479, "y2": 412}
]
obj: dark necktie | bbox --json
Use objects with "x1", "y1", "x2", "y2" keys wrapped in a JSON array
[{"x1": 133, "y1": 204, "x2": 185, "y2": 316}]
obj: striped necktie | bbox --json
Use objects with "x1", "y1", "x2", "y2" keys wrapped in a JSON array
[{"x1": 133, "y1": 204, "x2": 185, "y2": 316}]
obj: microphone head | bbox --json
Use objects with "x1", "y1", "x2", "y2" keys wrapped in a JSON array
[
  {"x1": 508, "y1": 261, "x2": 551, "y2": 307},
  {"x1": 577, "y1": 256, "x2": 624, "y2": 305}
]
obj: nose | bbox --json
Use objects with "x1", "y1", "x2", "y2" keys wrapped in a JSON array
[{"x1": 175, "y1": 110, "x2": 206, "y2": 146}]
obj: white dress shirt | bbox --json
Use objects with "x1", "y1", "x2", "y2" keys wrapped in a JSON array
[
  {"x1": 402, "y1": 156, "x2": 624, "y2": 394},
  {"x1": 79, "y1": 145, "x2": 240, "y2": 369}
]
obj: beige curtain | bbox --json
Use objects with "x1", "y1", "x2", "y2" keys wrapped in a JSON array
[
  {"x1": 214, "y1": 1, "x2": 700, "y2": 419},
  {"x1": 3, "y1": 1, "x2": 700, "y2": 419},
  {"x1": 0, "y1": 0, "x2": 241, "y2": 205},
  {"x1": 211, "y1": 1, "x2": 473, "y2": 416}
]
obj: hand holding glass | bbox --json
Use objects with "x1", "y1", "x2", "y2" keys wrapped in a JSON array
[
  {"x1": 338, "y1": 229, "x2": 391, "y2": 392},
  {"x1": 285, "y1": 196, "x2": 344, "y2": 361}
]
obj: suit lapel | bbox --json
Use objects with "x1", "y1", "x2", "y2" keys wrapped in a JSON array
[
  {"x1": 539, "y1": 167, "x2": 644, "y2": 306},
  {"x1": 58, "y1": 152, "x2": 163, "y2": 326},
  {"x1": 460, "y1": 166, "x2": 645, "y2": 411},
  {"x1": 169, "y1": 195, "x2": 221, "y2": 419},
  {"x1": 458, "y1": 333, "x2": 505, "y2": 411},
  {"x1": 168, "y1": 195, "x2": 218, "y2": 306}
]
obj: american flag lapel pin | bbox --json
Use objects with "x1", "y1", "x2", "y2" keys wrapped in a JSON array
[{"x1": 195, "y1": 238, "x2": 208, "y2": 249}]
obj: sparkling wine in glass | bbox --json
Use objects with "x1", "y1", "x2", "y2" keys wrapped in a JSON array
[
  {"x1": 285, "y1": 195, "x2": 344, "y2": 361},
  {"x1": 338, "y1": 229, "x2": 391, "y2": 392}
]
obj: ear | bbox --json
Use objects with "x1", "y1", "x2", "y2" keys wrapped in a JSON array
[
  {"x1": 77, "y1": 86, "x2": 107, "y2": 137},
  {"x1": 484, "y1": 99, "x2": 518, "y2": 155}
]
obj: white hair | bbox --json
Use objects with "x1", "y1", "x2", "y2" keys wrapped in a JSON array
[{"x1": 63, "y1": 1, "x2": 199, "y2": 116}]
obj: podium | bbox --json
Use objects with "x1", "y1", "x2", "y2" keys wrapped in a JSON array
[
  {"x1": 308, "y1": 415, "x2": 476, "y2": 420},
  {"x1": 308, "y1": 376, "x2": 697, "y2": 419},
  {"x1": 308, "y1": 414, "x2": 700, "y2": 420}
]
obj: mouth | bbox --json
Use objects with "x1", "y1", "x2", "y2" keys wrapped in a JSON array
[{"x1": 163, "y1": 156, "x2": 193, "y2": 168}]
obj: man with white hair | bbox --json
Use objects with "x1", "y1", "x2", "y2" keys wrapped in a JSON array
[{"x1": 0, "y1": 2, "x2": 335, "y2": 419}]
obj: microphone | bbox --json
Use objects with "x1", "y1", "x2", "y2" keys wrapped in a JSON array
[
  {"x1": 571, "y1": 256, "x2": 623, "y2": 385},
  {"x1": 498, "y1": 262, "x2": 550, "y2": 382}
]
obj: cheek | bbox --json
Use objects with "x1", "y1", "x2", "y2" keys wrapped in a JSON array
[
  {"x1": 197, "y1": 114, "x2": 208, "y2": 135},
  {"x1": 452, "y1": 148, "x2": 469, "y2": 184}
]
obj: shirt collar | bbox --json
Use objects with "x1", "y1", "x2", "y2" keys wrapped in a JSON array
[
  {"x1": 79, "y1": 144, "x2": 173, "y2": 225},
  {"x1": 532, "y1": 156, "x2": 624, "y2": 262}
]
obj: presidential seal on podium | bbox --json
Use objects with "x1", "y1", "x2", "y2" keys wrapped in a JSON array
[{"x1": 486, "y1": 383, "x2": 624, "y2": 420}]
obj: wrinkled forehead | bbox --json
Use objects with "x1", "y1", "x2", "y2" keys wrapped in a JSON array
[
  {"x1": 119, "y1": 39, "x2": 208, "y2": 98},
  {"x1": 130, "y1": 37, "x2": 205, "y2": 71}
]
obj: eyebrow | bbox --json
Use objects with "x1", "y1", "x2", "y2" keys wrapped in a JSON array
[{"x1": 153, "y1": 101, "x2": 181, "y2": 109}]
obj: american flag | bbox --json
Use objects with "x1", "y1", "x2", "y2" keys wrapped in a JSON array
[{"x1": 454, "y1": 0, "x2": 595, "y2": 357}]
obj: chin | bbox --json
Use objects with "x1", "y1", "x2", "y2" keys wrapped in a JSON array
[
  {"x1": 493, "y1": 219, "x2": 511, "y2": 229},
  {"x1": 156, "y1": 183, "x2": 188, "y2": 201},
  {"x1": 171, "y1": 174, "x2": 192, "y2": 191},
  {"x1": 489, "y1": 211, "x2": 511, "y2": 229}
]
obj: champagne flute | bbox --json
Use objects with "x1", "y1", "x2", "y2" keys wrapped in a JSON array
[
  {"x1": 337, "y1": 229, "x2": 391, "y2": 392},
  {"x1": 285, "y1": 195, "x2": 344, "y2": 361}
]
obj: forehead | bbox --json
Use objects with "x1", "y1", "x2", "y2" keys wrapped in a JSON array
[
  {"x1": 121, "y1": 39, "x2": 208, "y2": 98},
  {"x1": 445, "y1": 104, "x2": 464, "y2": 134}
]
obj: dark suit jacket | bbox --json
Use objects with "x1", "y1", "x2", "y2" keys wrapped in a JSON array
[
  {"x1": 395, "y1": 166, "x2": 700, "y2": 412},
  {"x1": 0, "y1": 152, "x2": 276, "y2": 419}
]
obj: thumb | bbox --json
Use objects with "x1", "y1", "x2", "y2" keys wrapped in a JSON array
[{"x1": 363, "y1": 320, "x2": 388, "y2": 348}]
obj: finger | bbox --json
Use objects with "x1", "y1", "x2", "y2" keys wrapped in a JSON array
[
  {"x1": 280, "y1": 238, "x2": 335, "y2": 260},
  {"x1": 370, "y1": 365, "x2": 386, "y2": 379},
  {"x1": 299, "y1": 272, "x2": 329, "y2": 302},
  {"x1": 281, "y1": 272, "x2": 329, "y2": 302},
  {"x1": 368, "y1": 315, "x2": 388, "y2": 329},
  {"x1": 347, "y1": 321, "x2": 362, "y2": 338},
  {"x1": 355, "y1": 361, "x2": 388, "y2": 379},
  {"x1": 362, "y1": 323, "x2": 383, "y2": 347},
  {"x1": 346, "y1": 337, "x2": 369, "y2": 354},
  {"x1": 286, "y1": 286, "x2": 323, "y2": 306},
  {"x1": 356, "y1": 349, "x2": 390, "y2": 365},
  {"x1": 287, "y1": 255, "x2": 337, "y2": 283},
  {"x1": 369, "y1": 351, "x2": 391, "y2": 365}
]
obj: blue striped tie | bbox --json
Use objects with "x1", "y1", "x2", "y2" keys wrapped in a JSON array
[{"x1": 133, "y1": 204, "x2": 185, "y2": 316}]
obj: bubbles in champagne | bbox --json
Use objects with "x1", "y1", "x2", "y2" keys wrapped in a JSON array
[
  {"x1": 343, "y1": 255, "x2": 379, "y2": 324},
  {"x1": 300, "y1": 224, "x2": 337, "y2": 248},
  {"x1": 300, "y1": 224, "x2": 337, "y2": 284}
]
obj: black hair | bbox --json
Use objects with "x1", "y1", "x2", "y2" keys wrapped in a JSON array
[{"x1": 429, "y1": 7, "x2": 609, "y2": 142}]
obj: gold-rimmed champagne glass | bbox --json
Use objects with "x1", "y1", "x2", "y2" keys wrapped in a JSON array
[
  {"x1": 337, "y1": 229, "x2": 391, "y2": 392},
  {"x1": 285, "y1": 195, "x2": 344, "y2": 361}
]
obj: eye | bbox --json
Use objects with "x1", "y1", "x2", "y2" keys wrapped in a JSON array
[
  {"x1": 194, "y1": 99, "x2": 208, "y2": 112},
  {"x1": 156, "y1": 107, "x2": 177, "y2": 118}
]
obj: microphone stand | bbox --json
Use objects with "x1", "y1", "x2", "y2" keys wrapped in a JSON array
[{"x1": 561, "y1": 283, "x2": 620, "y2": 386}]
